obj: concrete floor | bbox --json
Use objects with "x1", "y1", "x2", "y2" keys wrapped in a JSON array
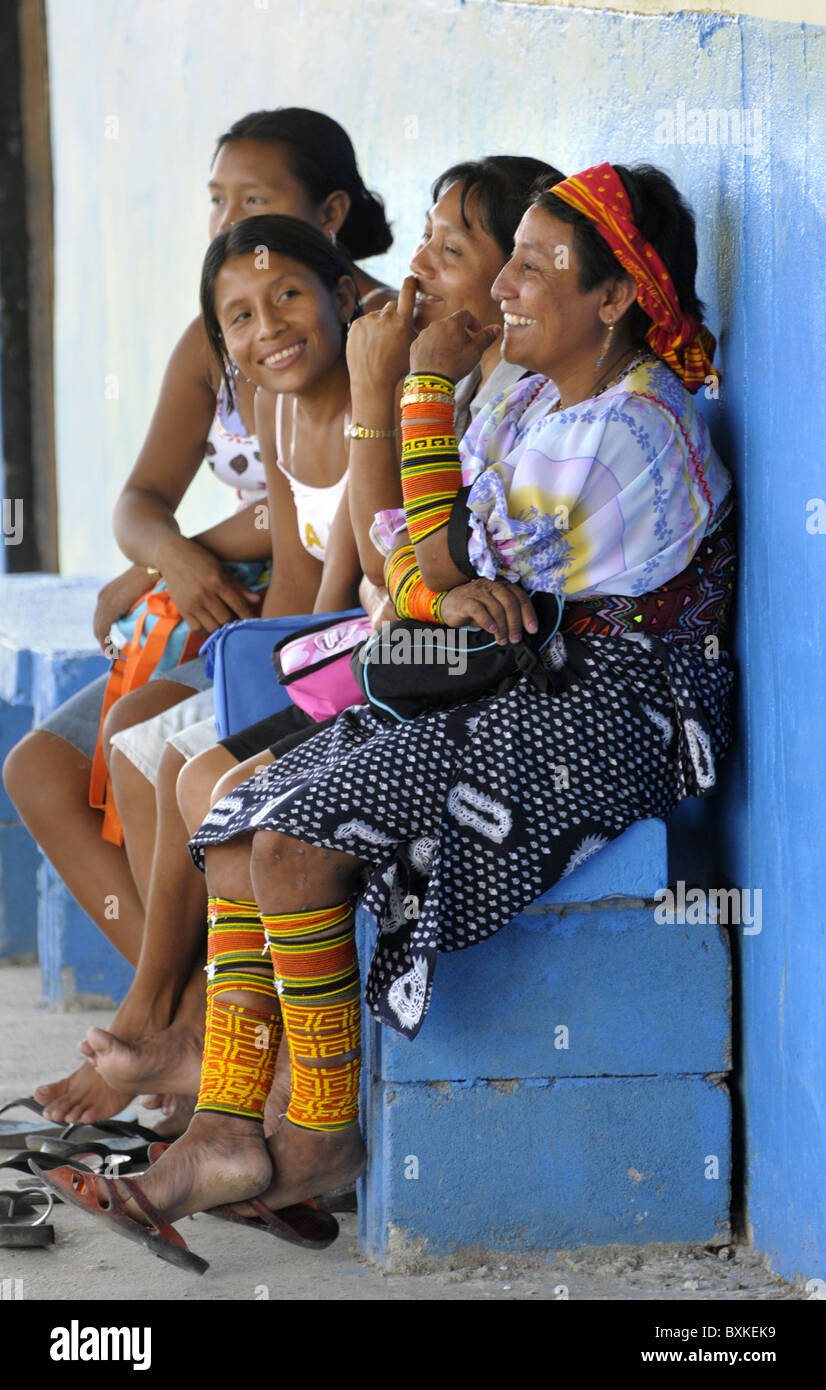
[{"x1": 0, "y1": 962, "x2": 805, "y2": 1302}]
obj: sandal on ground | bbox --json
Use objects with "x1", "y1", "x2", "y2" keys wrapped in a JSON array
[
  {"x1": 62, "y1": 1117, "x2": 167, "y2": 1145},
  {"x1": 0, "y1": 1098, "x2": 65, "y2": 1149},
  {"x1": 25, "y1": 1134, "x2": 141, "y2": 1169},
  {"x1": 28, "y1": 1161, "x2": 209, "y2": 1275},
  {"x1": 1, "y1": 1149, "x2": 102, "y2": 1182},
  {"x1": 0, "y1": 1187, "x2": 56, "y2": 1247},
  {"x1": 0, "y1": 1101, "x2": 161, "y2": 1151},
  {"x1": 206, "y1": 1196, "x2": 339, "y2": 1249}
]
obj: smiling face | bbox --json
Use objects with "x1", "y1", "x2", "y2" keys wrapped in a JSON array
[
  {"x1": 491, "y1": 205, "x2": 635, "y2": 382},
  {"x1": 408, "y1": 181, "x2": 507, "y2": 333},
  {"x1": 491, "y1": 206, "x2": 600, "y2": 377},
  {"x1": 208, "y1": 139, "x2": 334, "y2": 241},
  {"x1": 215, "y1": 251, "x2": 354, "y2": 395}
]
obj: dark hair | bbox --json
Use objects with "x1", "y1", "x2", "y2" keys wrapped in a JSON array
[
  {"x1": 533, "y1": 164, "x2": 705, "y2": 346},
  {"x1": 200, "y1": 213, "x2": 360, "y2": 406},
  {"x1": 431, "y1": 155, "x2": 565, "y2": 259},
  {"x1": 213, "y1": 108, "x2": 393, "y2": 261}
]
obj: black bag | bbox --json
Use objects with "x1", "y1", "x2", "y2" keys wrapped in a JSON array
[{"x1": 350, "y1": 590, "x2": 563, "y2": 722}]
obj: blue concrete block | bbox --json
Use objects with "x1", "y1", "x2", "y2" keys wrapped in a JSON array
[
  {"x1": 0, "y1": 825, "x2": 41, "y2": 957},
  {"x1": 533, "y1": 817, "x2": 667, "y2": 904},
  {"x1": 32, "y1": 651, "x2": 107, "y2": 723},
  {"x1": 37, "y1": 862, "x2": 132, "y2": 1006},
  {"x1": 359, "y1": 905, "x2": 731, "y2": 1083},
  {"x1": 0, "y1": 700, "x2": 34, "y2": 820},
  {"x1": 359, "y1": 1074, "x2": 731, "y2": 1264},
  {"x1": 0, "y1": 575, "x2": 107, "y2": 707}
]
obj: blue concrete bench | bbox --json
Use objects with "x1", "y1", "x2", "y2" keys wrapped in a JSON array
[
  {"x1": 356, "y1": 816, "x2": 731, "y2": 1267},
  {"x1": 0, "y1": 574, "x2": 132, "y2": 1002}
]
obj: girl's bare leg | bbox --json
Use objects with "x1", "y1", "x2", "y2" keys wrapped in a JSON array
[
  {"x1": 80, "y1": 745, "x2": 284, "y2": 1120},
  {"x1": 1, "y1": 682, "x2": 199, "y2": 1121},
  {"x1": 79, "y1": 742, "x2": 220, "y2": 1101}
]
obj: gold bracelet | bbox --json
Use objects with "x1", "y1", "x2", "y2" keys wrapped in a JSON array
[
  {"x1": 347, "y1": 423, "x2": 398, "y2": 439},
  {"x1": 400, "y1": 391, "x2": 457, "y2": 407}
]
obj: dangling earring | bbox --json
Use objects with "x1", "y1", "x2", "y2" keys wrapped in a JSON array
[
  {"x1": 596, "y1": 322, "x2": 614, "y2": 367},
  {"x1": 329, "y1": 229, "x2": 338, "y2": 247}
]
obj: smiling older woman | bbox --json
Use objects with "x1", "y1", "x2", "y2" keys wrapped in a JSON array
[{"x1": 33, "y1": 163, "x2": 735, "y2": 1270}]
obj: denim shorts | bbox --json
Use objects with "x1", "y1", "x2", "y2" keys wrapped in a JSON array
[{"x1": 35, "y1": 655, "x2": 212, "y2": 762}]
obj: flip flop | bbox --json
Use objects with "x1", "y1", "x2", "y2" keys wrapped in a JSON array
[
  {"x1": 0, "y1": 1098, "x2": 64, "y2": 1149},
  {"x1": 62, "y1": 1117, "x2": 165, "y2": 1145},
  {"x1": 0, "y1": 1187, "x2": 56, "y2": 1247},
  {"x1": 0, "y1": 1101, "x2": 160, "y2": 1151},
  {"x1": 25, "y1": 1135, "x2": 139, "y2": 1171},
  {"x1": 28, "y1": 1161, "x2": 209, "y2": 1275},
  {"x1": 206, "y1": 1196, "x2": 339, "y2": 1249},
  {"x1": 1, "y1": 1149, "x2": 103, "y2": 1180}
]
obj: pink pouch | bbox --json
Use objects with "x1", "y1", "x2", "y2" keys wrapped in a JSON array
[{"x1": 271, "y1": 614, "x2": 373, "y2": 721}]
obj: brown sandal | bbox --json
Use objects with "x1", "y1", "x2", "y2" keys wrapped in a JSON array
[
  {"x1": 207, "y1": 1195, "x2": 339, "y2": 1249},
  {"x1": 28, "y1": 1161, "x2": 208, "y2": 1274}
]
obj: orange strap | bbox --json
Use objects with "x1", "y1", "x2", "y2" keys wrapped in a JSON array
[{"x1": 88, "y1": 586, "x2": 205, "y2": 846}]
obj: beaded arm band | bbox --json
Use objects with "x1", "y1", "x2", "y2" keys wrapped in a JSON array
[
  {"x1": 385, "y1": 540, "x2": 447, "y2": 623},
  {"x1": 400, "y1": 372, "x2": 463, "y2": 545}
]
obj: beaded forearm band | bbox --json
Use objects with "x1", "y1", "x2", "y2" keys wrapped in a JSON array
[
  {"x1": 400, "y1": 372, "x2": 462, "y2": 544},
  {"x1": 385, "y1": 540, "x2": 446, "y2": 622}
]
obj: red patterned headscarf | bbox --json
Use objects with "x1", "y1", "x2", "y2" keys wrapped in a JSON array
[{"x1": 549, "y1": 163, "x2": 717, "y2": 394}]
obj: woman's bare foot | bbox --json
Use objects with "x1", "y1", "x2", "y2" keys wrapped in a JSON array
[
  {"x1": 234, "y1": 1120, "x2": 366, "y2": 1216},
  {"x1": 33, "y1": 1062, "x2": 134, "y2": 1126},
  {"x1": 79, "y1": 1023, "x2": 203, "y2": 1099},
  {"x1": 108, "y1": 1111, "x2": 272, "y2": 1225},
  {"x1": 33, "y1": 991, "x2": 181, "y2": 1125}
]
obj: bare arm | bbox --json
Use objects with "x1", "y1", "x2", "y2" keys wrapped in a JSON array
[
  {"x1": 346, "y1": 278, "x2": 427, "y2": 585},
  {"x1": 112, "y1": 316, "x2": 218, "y2": 566},
  {"x1": 108, "y1": 315, "x2": 264, "y2": 630},
  {"x1": 313, "y1": 482, "x2": 362, "y2": 614},
  {"x1": 256, "y1": 389, "x2": 324, "y2": 618},
  {"x1": 191, "y1": 501, "x2": 271, "y2": 561}
]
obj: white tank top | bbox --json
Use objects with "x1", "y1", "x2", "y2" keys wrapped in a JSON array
[{"x1": 274, "y1": 394, "x2": 348, "y2": 562}]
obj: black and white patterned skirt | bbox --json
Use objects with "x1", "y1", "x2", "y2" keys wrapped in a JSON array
[{"x1": 189, "y1": 631, "x2": 734, "y2": 1039}]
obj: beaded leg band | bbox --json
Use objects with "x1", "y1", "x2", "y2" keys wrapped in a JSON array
[
  {"x1": 264, "y1": 903, "x2": 361, "y2": 1132},
  {"x1": 195, "y1": 896, "x2": 281, "y2": 1122}
]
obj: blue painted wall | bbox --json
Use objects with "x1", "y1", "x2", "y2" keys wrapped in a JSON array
[{"x1": 43, "y1": 0, "x2": 825, "y2": 1282}]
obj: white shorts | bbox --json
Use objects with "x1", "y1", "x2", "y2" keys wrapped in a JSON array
[{"x1": 108, "y1": 689, "x2": 219, "y2": 786}]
